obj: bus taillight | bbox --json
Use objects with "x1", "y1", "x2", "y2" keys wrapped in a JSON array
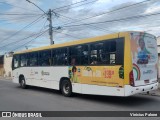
[{"x1": 129, "y1": 70, "x2": 134, "y2": 86}]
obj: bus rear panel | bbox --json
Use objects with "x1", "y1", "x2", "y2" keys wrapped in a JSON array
[{"x1": 124, "y1": 32, "x2": 158, "y2": 96}]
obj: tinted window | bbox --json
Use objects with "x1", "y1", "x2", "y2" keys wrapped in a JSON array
[
  {"x1": 52, "y1": 48, "x2": 68, "y2": 65},
  {"x1": 108, "y1": 40, "x2": 116, "y2": 64},
  {"x1": 20, "y1": 54, "x2": 28, "y2": 67},
  {"x1": 69, "y1": 45, "x2": 89, "y2": 65},
  {"x1": 116, "y1": 38, "x2": 124, "y2": 65},
  {"x1": 29, "y1": 52, "x2": 38, "y2": 66},
  {"x1": 110, "y1": 40, "x2": 116, "y2": 52},
  {"x1": 69, "y1": 45, "x2": 81, "y2": 65},
  {"x1": 90, "y1": 42, "x2": 105, "y2": 65},
  {"x1": 89, "y1": 39, "x2": 118, "y2": 65},
  {"x1": 81, "y1": 45, "x2": 89, "y2": 65},
  {"x1": 13, "y1": 55, "x2": 19, "y2": 68},
  {"x1": 39, "y1": 50, "x2": 51, "y2": 66}
]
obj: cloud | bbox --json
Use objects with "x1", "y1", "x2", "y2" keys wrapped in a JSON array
[
  {"x1": 0, "y1": 0, "x2": 160, "y2": 55},
  {"x1": 145, "y1": 5, "x2": 160, "y2": 14},
  {"x1": 57, "y1": 0, "x2": 160, "y2": 37}
]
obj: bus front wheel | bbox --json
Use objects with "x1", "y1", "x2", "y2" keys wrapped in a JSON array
[
  {"x1": 20, "y1": 77, "x2": 27, "y2": 89},
  {"x1": 61, "y1": 79, "x2": 72, "y2": 97}
]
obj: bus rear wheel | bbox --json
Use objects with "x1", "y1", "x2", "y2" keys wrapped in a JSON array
[
  {"x1": 20, "y1": 77, "x2": 27, "y2": 89},
  {"x1": 61, "y1": 80, "x2": 72, "y2": 97}
]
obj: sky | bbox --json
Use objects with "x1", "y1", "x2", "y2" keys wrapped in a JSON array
[{"x1": 0, "y1": 0, "x2": 160, "y2": 55}]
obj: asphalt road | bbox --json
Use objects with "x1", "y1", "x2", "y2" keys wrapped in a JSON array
[{"x1": 0, "y1": 79, "x2": 160, "y2": 120}]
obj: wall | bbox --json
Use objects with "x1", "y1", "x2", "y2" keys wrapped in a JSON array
[{"x1": 4, "y1": 54, "x2": 13, "y2": 77}]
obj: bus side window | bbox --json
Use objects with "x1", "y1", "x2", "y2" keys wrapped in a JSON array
[
  {"x1": 116, "y1": 38, "x2": 124, "y2": 65},
  {"x1": 53, "y1": 48, "x2": 68, "y2": 66},
  {"x1": 13, "y1": 55, "x2": 20, "y2": 69},
  {"x1": 69, "y1": 45, "x2": 89, "y2": 65},
  {"x1": 81, "y1": 45, "x2": 89, "y2": 65},
  {"x1": 39, "y1": 50, "x2": 51, "y2": 66},
  {"x1": 110, "y1": 53, "x2": 115, "y2": 64},
  {"x1": 29, "y1": 52, "x2": 38, "y2": 66},
  {"x1": 109, "y1": 40, "x2": 116, "y2": 64},
  {"x1": 91, "y1": 56, "x2": 97, "y2": 65},
  {"x1": 20, "y1": 54, "x2": 28, "y2": 67},
  {"x1": 90, "y1": 42, "x2": 104, "y2": 65},
  {"x1": 71, "y1": 57, "x2": 76, "y2": 66},
  {"x1": 52, "y1": 49, "x2": 55, "y2": 65},
  {"x1": 69, "y1": 46, "x2": 81, "y2": 65},
  {"x1": 89, "y1": 39, "x2": 117, "y2": 65},
  {"x1": 90, "y1": 43, "x2": 97, "y2": 65}
]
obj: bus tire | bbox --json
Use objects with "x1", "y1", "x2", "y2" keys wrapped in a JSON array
[
  {"x1": 20, "y1": 77, "x2": 27, "y2": 89},
  {"x1": 61, "y1": 79, "x2": 72, "y2": 97}
]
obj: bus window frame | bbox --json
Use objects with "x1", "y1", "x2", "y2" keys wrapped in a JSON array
[{"x1": 12, "y1": 37, "x2": 124, "y2": 68}]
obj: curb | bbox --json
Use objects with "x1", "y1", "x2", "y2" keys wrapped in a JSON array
[{"x1": 0, "y1": 77, "x2": 12, "y2": 81}]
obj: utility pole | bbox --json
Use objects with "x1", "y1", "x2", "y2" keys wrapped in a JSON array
[
  {"x1": 26, "y1": 0, "x2": 54, "y2": 45},
  {"x1": 48, "y1": 9, "x2": 53, "y2": 45}
]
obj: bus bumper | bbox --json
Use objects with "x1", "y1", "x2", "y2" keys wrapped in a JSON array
[{"x1": 124, "y1": 82, "x2": 159, "y2": 96}]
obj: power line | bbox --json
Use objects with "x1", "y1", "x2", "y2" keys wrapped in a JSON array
[
  {"x1": 11, "y1": 29, "x2": 48, "y2": 52},
  {"x1": 53, "y1": 0, "x2": 89, "y2": 11},
  {"x1": 25, "y1": 0, "x2": 97, "y2": 45},
  {"x1": 0, "y1": 14, "x2": 42, "y2": 22},
  {"x1": 0, "y1": 19, "x2": 47, "y2": 49},
  {"x1": 129, "y1": 23, "x2": 160, "y2": 29},
  {"x1": 0, "y1": 0, "x2": 155, "y2": 52},
  {"x1": 0, "y1": 15, "x2": 44, "y2": 44},
  {"x1": 0, "y1": 29, "x2": 47, "y2": 49},
  {"x1": 0, "y1": 15, "x2": 43, "y2": 26},
  {"x1": 42, "y1": 19, "x2": 48, "y2": 30},
  {"x1": 0, "y1": 14, "x2": 45, "y2": 44},
  {"x1": 54, "y1": 23, "x2": 160, "y2": 43},
  {"x1": 57, "y1": 0, "x2": 153, "y2": 26},
  {"x1": 26, "y1": 1, "x2": 54, "y2": 44},
  {"x1": 61, "y1": 12, "x2": 160, "y2": 28},
  {"x1": 54, "y1": 30, "x2": 82, "y2": 39},
  {"x1": 4, "y1": 22, "x2": 160, "y2": 53},
  {"x1": 54, "y1": 0, "x2": 98, "y2": 12},
  {"x1": 0, "y1": 1, "x2": 40, "y2": 13},
  {"x1": 0, "y1": 13, "x2": 42, "y2": 16},
  {"x1": 0, "y1": 14, "x2": 42, "y2": 21},
  {"x1": 1, "y1": 19, "x2": 48, "y2": 52},
  {"x1": 55, "y1": 12, "x2": 110, "y2": 32},
  {"x1": 26, "y1": 0, "x2": 46, "y2": 14}
]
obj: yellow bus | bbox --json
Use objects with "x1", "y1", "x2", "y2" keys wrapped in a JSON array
[{"x1": 12, "y1": 31, "x2": 159, "y2": 97}]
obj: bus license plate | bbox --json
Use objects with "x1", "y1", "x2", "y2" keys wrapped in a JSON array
[{"x1": 144, "y1": 80, "x2": 149, "y2": 84}]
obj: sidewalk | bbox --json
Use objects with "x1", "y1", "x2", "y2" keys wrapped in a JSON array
[{"x1": 0, "y1": 76, "x2": 12, "y2": 80}]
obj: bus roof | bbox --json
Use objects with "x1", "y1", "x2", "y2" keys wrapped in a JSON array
[{"x1": 13, "y1": 31, "x2": 148, "y2": 55}]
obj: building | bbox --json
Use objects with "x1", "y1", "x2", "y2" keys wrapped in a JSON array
[
  {"x1": 0, "y1": 55, "x2": 4, "y2": 76},
  {"x1": 157, "y1": 37, "x2": 160, "y2": 78},
  {"x1": 4, "y1": 53, "x2": 13, "y2": 77}
]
